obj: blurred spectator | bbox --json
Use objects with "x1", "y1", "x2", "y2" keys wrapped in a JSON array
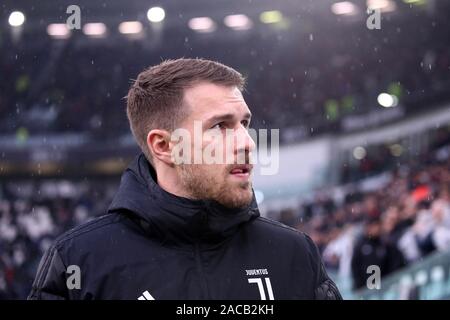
[
  {"x1": 351, "y1": 216, "x2": 406, "y2": 290},
  {"x1": 0, "y1": 180, "x2": 117, "y2": 299}
]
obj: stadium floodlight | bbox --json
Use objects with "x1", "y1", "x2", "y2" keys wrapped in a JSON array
[
  {"x1": 118, "y1": 21, "x2": 143, "y2": 34},
  {"x1": 188, "y1": 17, "x2": 216, "y2": 33},
  {"x1": 367, "y1": 0, "x2": 397, "y2": 12},
  {"x1": 147, "y1": 7, "x2": 165, "y2": 23},
  {"x1": 47, "y1": 24, "x2": 71, "y2": 39},
  {"x1": 403, "y1": 0, "x2": 426, "y2": 4},
  {"x1": 259, "y1": 10, "x2": 283, "y2": 24},
  {"x1": 224, "y1": 14, "x2": 253, "y2": 30},
  {"x1": 377, "y1": 93, "x2": 398, "y2": 108},
  {"x1": 331, "y1": 2, "x2": 359, "y2": 15},
  {"x1": 353, "y1": 146, "x2": 367, "y2": 160},
  {"x1": 390, "y1": 144, "x2": 403, "y2": 157},
  {"x1": 82, "y1": 23, "x2": 107, "y2": 37},
  {"x1": 8, "y1": 11, "x2": 25, "y2": 27}
]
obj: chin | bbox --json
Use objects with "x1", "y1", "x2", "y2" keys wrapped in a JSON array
[{"x1": 223, "y1": 190, "x2": 253, "y2": 209}]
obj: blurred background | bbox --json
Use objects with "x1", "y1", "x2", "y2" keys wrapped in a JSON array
[{"x1": 1, "y1": 0, "x2": 450, "y2": 299}]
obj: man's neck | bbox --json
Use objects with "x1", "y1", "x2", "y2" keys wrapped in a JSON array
[{"x1": 154, "y1": 166, "x2": 193, "y2": 200}]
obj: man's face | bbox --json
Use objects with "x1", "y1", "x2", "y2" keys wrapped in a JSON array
[
  {"x1": 366, "y1": 221, "x2": 381, "y2": 238},
  {"x1": 174, "y1": 82, "x2": 256, "y2": 208}
]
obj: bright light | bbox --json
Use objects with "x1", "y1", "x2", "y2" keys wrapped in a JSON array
[
  {"x1": 331, "y1": 2, "x2": 359, "y2": 15},
  {"x1": 188, "y1": 17, "x2": 216, "y2": 33},
  {"x1": 82, "y1": 23, "x2": 107, "y2": 37},
  {"x1": 260, "y1": 10, "x2": 283, "y2": 24},
  {"x1": 8, "y1": 11, "x2": 25, "y2": 27},
  {"x1": 147, "y1": 7, "x2": 165, "y2": 23},
  {"x1": 47, "y1": 24, "x2": 70, "y2": 39},
  {"x1": 377, "y1": 93, "x2": 398, "y2": 107},
  {"x1": 367, "y1": 0, "x2": 397, "y2": 12},
  {"x1": 118, "y1": 21, "x2": 143, "y2": 34},
  {"x1": 403, "y1": 0, "x2": 426, "y2": 4},
  {"x1": 353, "y1": 146, "x2": 367, "y2": 160},
  {"x1": 224, "y1": 14, "x2": 253, "y2": 30},
  {"x1": 390, "y1": 144, "x2": 403, "y2": 157}
]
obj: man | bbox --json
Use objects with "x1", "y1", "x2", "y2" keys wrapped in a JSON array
[
  {"x1": 28, "y1": 58, "x2": 342, "y2": 300},
  {"x1": 351, "y1": 216, "x2": 405, "y2": 290}
]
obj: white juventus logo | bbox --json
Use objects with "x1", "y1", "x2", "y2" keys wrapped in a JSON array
[{"x1": 248, "y1": 277, "x2": 274, "y2": 300}]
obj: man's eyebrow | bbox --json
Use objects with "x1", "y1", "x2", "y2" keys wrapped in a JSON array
[{"x1": 206, "y1": 112, "x2": 252, "y2": 124}]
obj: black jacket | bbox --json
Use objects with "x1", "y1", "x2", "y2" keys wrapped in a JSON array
[{"x1": 28, "y1": 154, "x2": 342, "y2": 300}]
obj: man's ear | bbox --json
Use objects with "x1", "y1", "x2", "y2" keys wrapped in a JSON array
[{"x1": 147, "y1": 129, "x2": 173, "y2": 166}]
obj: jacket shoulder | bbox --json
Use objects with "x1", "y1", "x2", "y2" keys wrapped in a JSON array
[
  {"x1": 252, "y1": 216, "x2": 312, "y2": 243},
  {"x1": 250, "y1": 217, "x2": 321, "y2": 266},
  {"x1": 28, "y1": 212, "x2": 139, "y2": 300},
  {"x1": 251, "y1": 217, "x2": 343, "y2": 300},
  {"x1": 53, "y1": 213, "x2": 127, "y2": 250}
]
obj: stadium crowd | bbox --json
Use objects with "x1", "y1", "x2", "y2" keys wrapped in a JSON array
[
  {"x1": 1, "y1": 7, "x2": 450, "y2": 143},
  {"x1": 276, "y1": 132, "x2": 450, "y2": 290},
  {"x1": 0, "y1": 179, "x2": 118, "y2": 299}
]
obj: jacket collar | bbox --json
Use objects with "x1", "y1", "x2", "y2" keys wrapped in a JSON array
[{"x1": 108, "y1": 153, "x2": 259, "y2": 246}]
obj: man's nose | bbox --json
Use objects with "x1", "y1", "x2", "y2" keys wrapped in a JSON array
[{"x1": 235, "y1": 125, "x2": 256, "y2": 154}]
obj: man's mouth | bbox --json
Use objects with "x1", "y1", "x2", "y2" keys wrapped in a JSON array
[{"x1": 229, "y1": 164, "x2": 253, "y2": 179}]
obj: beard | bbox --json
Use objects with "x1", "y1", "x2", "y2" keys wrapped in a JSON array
[{"x1": 178, "y1": 163, "x2": 253, "y2": 209}]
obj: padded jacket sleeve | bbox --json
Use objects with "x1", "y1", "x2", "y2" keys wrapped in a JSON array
[
  {"x1": 304, "y1": 234, "x2": 343, "y2": 300},
  {"x1": 28, "y1": 245, "x2": 69, "y2": 300}
]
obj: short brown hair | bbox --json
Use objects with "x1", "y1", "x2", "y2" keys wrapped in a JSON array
[{"x1": 126, "y1": 58, "x2": 245, "y2": 162}]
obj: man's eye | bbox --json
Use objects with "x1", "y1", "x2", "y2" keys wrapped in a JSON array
[
  {"x1": 241, "y1": 120, "x2": 250, "y2": 128},
  {"x1": 211, "y1": 122, "x2": 225, "y2": 129}
]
